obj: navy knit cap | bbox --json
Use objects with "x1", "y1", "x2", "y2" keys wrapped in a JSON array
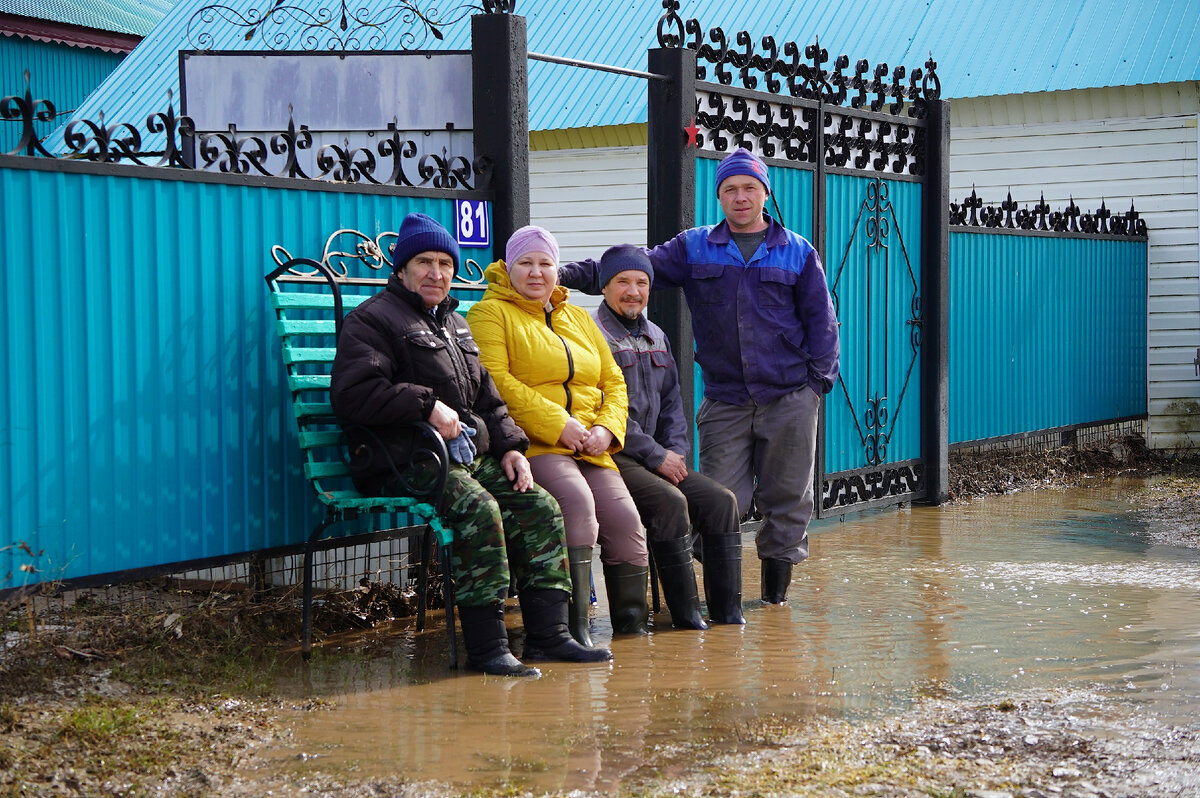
[
  {"x1": 714, "y1": 147, "x2": 771, "y2": 195},
  {"x1": 599, "y1": 244, "x2": 653, "y2": 288},
  {"x1": 389, "y1": 212, "x2": 460, "y2": 273}
]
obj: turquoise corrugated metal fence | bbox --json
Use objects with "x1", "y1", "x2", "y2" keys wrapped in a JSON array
[
  {"x1": 0, "y1": 157, "x2": 487, "y2": 588},
  {"x1": 949, "y1": 230, "x2": 1147, "y2": 444},
  {"x1": 824, "y1": 174, "x2": 924, "y2": 474},
  {"x1": 1, "y1": 39, "x2": 124, "y2": 153}
]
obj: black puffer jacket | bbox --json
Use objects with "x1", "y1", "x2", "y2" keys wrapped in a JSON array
[{"x1": 330, "y1": 274, "x2": 527, "y2": 495}]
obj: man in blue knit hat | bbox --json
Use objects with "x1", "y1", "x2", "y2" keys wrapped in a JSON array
[
  {"x1": 559, "y1": 147, "x2": 840, "y2": 606},
  {"x1": 331, "y1": 212, "x2": 612, "y2": 676},
  {"x1": 592, "y1": 244, "x2": 746, "y2": 626}
]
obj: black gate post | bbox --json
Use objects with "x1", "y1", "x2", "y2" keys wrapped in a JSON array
[
  {"x1": 647, "y1": 46, "x2": 697, "y2": 435},
  {"x1": 472, "y1": 13, "x2": 530, "y2": 253},
  {"x1": 921, "y1": 98, "x2": 951, "y2": 504}
]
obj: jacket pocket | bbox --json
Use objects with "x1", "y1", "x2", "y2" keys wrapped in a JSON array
[
  {"x1": 691, "y1": 262, "x2": 726, "y2": 307},
  {"x1": 452, "y1": 331, "x2": 481, "y2": 356},
  {"x1": 757, "y1": 266, "x2": 799, "y2": 308},
  {"x1": 611, "y1": 348, "x2": 637, "y2": 369},
  {"x1": 649, "y1": 350, "x2": 673, "y2": 368},
  {"x1": 401, "y1": 329, "x2": 455, "y2": 384}
]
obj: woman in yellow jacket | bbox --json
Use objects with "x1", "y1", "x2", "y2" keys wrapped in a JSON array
[{"x1": 467, "y1": 226, "x2": 649, "y2": 645}]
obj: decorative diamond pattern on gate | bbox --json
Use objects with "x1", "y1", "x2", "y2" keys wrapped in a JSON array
[{"x1": 827, "y1": 176, "x2": 922, "y2": 470}]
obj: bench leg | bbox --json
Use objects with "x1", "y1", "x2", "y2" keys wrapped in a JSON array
[
  {"x1": 301, "y1": 519, "x2": 332, "y2": 661},
  {"x1": 440, "y1": 542, "x2": 458, "y2": 669},
  {"x1": 301, "y1": 541, "x2": 315, "y2": 660},
  {"x1": 417, "y1": 524, "x2": 433, "y2": 632}
]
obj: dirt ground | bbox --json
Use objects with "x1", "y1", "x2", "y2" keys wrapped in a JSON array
[{"x1": 2, "y1": 438, "x2": 1198, "y2": 797}]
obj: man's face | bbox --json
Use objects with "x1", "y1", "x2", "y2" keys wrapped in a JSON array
[
  {"x1": 718, "y1": 175, "x2": 768, "y2": 233},
  {"x1": 602, "y1": 269, "x2": 651, "y2": 320},
  {"x1": 399, "y1": 250, "x2": 455, "y2": 308}
]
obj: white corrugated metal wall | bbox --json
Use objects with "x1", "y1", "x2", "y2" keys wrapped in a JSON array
[
  {"x1": 530, "y1": 145, "x2": 648, "y2": 311},
  {"x1": 950, "y1": 83, "x2": 1200, "y2": 449}
]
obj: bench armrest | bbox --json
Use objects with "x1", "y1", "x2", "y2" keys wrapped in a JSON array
[{"x1": 336, "y1": 420, "x2": 451, "y2": 513}]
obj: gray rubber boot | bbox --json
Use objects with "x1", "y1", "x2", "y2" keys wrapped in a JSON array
[{"x1": 567, "y1": 546, "x2": 596, "y2": 647}]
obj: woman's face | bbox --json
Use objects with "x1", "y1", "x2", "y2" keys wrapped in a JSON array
[{"x1": 509, "y1": 251, "x2": 558, "y2": 304}]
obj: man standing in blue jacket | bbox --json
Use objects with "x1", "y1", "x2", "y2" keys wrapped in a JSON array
[{"x1": 558, "y1": 147, "x2": 840, "y2": 604}]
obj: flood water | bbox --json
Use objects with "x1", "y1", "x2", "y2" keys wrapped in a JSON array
[{"x1": 263, "y1": 479, "x2": 1200, "y2": 792}]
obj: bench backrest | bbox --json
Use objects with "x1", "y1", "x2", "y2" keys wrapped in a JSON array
[{"x1": 264, "y1": 229, "x2": 488, "y2": 502}]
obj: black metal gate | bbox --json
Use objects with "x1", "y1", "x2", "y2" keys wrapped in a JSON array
[{"x1": 646, "y1": 1, "x2": 950, "y2": 516}]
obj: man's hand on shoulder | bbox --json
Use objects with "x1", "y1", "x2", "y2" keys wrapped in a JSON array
[{"x1": 656, "y1": 450, "x2": 688, "y2": 485}]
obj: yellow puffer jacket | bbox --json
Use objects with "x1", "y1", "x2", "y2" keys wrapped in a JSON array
[{"x1": 466, "y1": 260, "x2": 628, "y2": 469}]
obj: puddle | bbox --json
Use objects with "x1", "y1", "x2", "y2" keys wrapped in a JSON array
[{"x1": 261, "y1": 479, "x2": 1200, "y2": 792}]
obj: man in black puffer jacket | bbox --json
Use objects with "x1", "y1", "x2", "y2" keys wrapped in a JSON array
[{"x1": 331, "y1": 212, "x2": 611, "y2": 676}]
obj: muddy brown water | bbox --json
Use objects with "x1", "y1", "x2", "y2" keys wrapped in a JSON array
[{"x1": 262, "y1": 479, "x2": 1200, "y2": 792}]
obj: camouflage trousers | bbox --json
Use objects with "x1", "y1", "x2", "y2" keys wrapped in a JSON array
[{"x1": 438, "y1": 455, "x2": 571, "y2": 607}]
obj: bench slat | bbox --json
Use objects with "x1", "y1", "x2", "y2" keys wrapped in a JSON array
[
  {"x1": 283, "y1": 347, "x2": 336, "y2": 365},
  {"x1": 294, "y1": 401, "x2": 333, "y2": 418},
  {"x1": 299, "y1": 429, "x2": 343, "y2": 449},
  {"x1": 270, "y1": 292, "x2": 373, "y2": 311},
  {"x1": 289, "y1": 374, "x2": 330, "y2": 392},
  {"x1": 305, "y1": 461, "x2": 351, "y2": 479},
  {"x1": 276, "y1": 319, "x2": 337, "y2": 337}
]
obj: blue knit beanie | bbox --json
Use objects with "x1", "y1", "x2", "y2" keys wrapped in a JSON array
[
  {"x1": 599, "y1": 244, "x2": 653, "y2": 289},
  {"x1": 390, "y1": 213, "x2": 460, "y2": 273},
  {"x1": 714, "y1": 147, "x2": 771, "y2": 195}
]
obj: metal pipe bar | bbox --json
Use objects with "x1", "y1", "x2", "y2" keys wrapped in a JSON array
[{"x1": 528, "y1": 50, "x2": 669, "y2": 81}]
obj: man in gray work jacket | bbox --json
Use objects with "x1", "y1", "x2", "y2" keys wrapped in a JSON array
[
  {"x1": 558, "y1": 147, "x2": 840, "y2": 605},
  {"x1": 592, "y1": 245, "x2": 745, "y2": 626}
]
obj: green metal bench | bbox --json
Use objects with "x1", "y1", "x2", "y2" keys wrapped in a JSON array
[{"x1": 264, "y1": 228, "x2": 486, "y2": 662}]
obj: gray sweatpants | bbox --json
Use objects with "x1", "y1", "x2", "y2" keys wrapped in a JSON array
[{"x1": 696, "y1": 387, "x2": 819, "y2": 564}]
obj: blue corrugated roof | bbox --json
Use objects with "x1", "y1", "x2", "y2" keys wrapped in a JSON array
[
  {"x1": 1, "y1": 0, "x2": 177, "y2": 37},
  {"x1": 60, "y1": 0, "x2": 1200, "y2": 135}
]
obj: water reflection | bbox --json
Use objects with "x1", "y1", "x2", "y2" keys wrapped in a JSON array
[{"x1": 264, "y1": 480, "x2": 1200, "y2": 792}]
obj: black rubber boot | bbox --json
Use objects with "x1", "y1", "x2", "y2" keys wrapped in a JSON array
[
  {"x1": 702, "y1": 533, "x2": 746, "y2": 624},
  {"x1": 603, "y1": 563, "x2": 649, "y2": 634},
  {"x1": 649, "y1": 537, "x2": 708, "y2": 630},
  {"x1": 458, "y1": 604, "x2": 541, "y2": 677},
  {"x1": 760, "y1": 558, "x2": 794, "y2": 605},
  {"x1": 567, "y1": 546, "x2": 596, "y2": 647},
  {"x1": 520, "y1": 588, "x2": 613, "y2": 663}
]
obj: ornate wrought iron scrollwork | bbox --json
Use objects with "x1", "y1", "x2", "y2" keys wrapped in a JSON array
[
  {"x1": 950, "y1": 189, "x2": 1148, "y2": 237},
  {"x1": 187, "y1": 0, "x2": 496, "y2": 52},
  {"x1": 2, "y1": 75, "x2": 491, "y2": 191},
  {"x1": 272, "y1": 228, "x2": 487, "y2": 288},
  {"x1": 657, "y1": 0, "x2": 940, "y2": 116},
  {"x1": 2, "y1": 71, "x2": 56, "y2": 158},
  {"x1": 863, "y1": 394, "x2": 890, "y2": 466},
  {"x1": 822, "y1": 464, "x2": 923, "y2": 510},
  {"x1": 829, "y1": 177, "x2": 922, "y2": 473}
]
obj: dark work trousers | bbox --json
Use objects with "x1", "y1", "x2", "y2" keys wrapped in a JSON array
[
  {"x1": 696, "y1": 386, "x2": 819, "y2": 564},
  {"x1": 612, "y1": 452, "x2": 741, "y2": 546}
]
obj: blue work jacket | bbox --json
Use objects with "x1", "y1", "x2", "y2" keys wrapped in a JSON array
[
  {"x1": 560, "y1": 216, "x2": 840, "y2": 407},
  {"x1": 591, "y1": 302, "x2": 690, "y2": 470}
]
